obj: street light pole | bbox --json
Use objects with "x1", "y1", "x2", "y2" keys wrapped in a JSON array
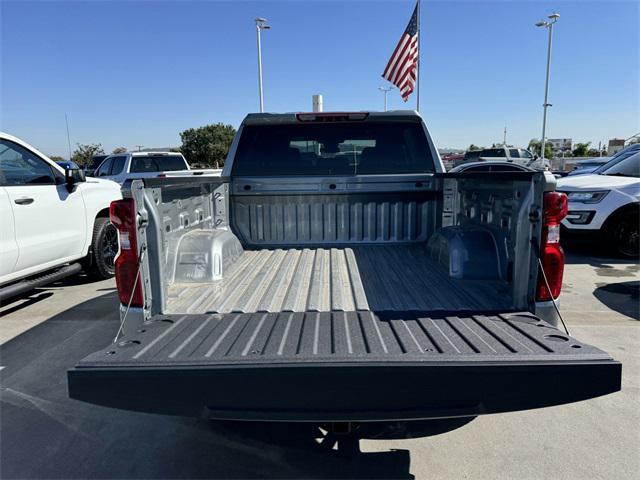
[
  {"x1": 378, "y1": 86, "x2": 394, "y2": 111},
  {"x1": 536, "y1": 13, "x2": 560, "y2": 163},
  {"x1": 255, "y1": 18, "x2": 270, "y2": 113},
  {"x1": 64, "y1": 113, "x2": 72, "y2": 160}
]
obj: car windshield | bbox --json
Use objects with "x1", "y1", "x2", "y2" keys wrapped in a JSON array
[
  {"x1": 594, "y1": 146, "x2": 640, "y2": 173},
  {"x1": 90, "y1": 156, "x2": 107, "y2": 168},
  {"x1": 600, "y1": 152, "x2": 640, "y2": 178},
  {"x1": 232, "y1": 121, "x2": 435, "y2": 176}
]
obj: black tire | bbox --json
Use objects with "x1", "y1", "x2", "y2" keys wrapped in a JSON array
[
  {"x1": 87, "y1": 217, "x2": 118, "y2": 279},
  {"x1": 605, "y1": 211, "x2": 639, "y2": 259}
]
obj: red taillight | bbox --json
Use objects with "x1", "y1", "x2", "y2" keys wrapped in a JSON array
[
  {"x1": 110, "y1": 199, "x2": 144, "y2": 307},
  {"x1": 542, "y1": 191, "x2": 569, "y2": 223},
  {"x1": 536, "y1": 192, "x2": 568, "y2": 301}
]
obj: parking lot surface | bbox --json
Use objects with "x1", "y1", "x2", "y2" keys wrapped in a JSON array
[{"x1": 0, "y1": 247, "x2": 638, "y2": 479}]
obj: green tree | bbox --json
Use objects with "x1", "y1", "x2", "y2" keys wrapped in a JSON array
[
  {"x1": 467, "y1": 144, "x2": 482, "y2": 151},
  {"x1": 527, "y1": 139, "x2": 553, "y2": 159},
  {"x1": 587, "y1": 148, "x2": 603, "y2": 157},
  {"x1": 572, "y1": 142, "x2": 591, "y2": 157},
  {"x1": 71, "y1": 143, "x2": 104, "y2": 167},
  {"x1": 49, "y1": 155, "x2": 65, "y2": 161},
  {"x1": 179, "y1": 123, "x2": 236, "y2": 168},
  {"x1": 112, "y1": 146, "x2": 127, "y2": 154}
]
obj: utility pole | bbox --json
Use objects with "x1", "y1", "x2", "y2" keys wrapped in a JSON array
[
  {"x1": 255, "y1": 18, "x2": 270, "y2": 113},
  {"x1": 134, "y1": 145, "x2": 144, "y2": 152},
  {"x1": 535, "y1": 13, "x2": 560, "y2": 161},
  {"x1": 65, "y1": 113, "x2": 72, "y2": 160},
  {"x1": 378, "y1": 86, "x2": 394, "y2": 111},
  {"x1": 503, "y1": 126, "x2": 507, "y2": 146}
]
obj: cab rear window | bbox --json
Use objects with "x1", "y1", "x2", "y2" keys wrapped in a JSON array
[
  {"x1": 130, "y1": 155, "x2": 187, "y2": 173},
  {"x1": 232, "y1": 122, "x2": 434, "y2": 176}
]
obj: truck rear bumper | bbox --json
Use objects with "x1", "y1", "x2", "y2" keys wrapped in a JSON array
[{"x1": 68, "y1": 311, "x2": 621, "y2": 421}]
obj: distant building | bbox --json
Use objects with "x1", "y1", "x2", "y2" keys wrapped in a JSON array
[
  {"x1": 608, "y1": 139, "x2": 625, "y2": 155},
  {"x1": 548, "y1": 138, "x2": 572, "y2": 156}
]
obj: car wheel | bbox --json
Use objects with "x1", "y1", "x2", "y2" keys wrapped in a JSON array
[
  {"x1": 88, "y1": 217, "x2": 118, "y2": 279},
  {"x1": 606, "y1": 212, "x2": 639, "y2": 259}
]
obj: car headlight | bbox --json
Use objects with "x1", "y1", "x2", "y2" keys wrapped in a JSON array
[{"x1": 566, "y1": 191, "x2": 609, "y2": 203}]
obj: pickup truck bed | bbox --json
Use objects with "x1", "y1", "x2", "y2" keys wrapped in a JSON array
[
  {"x1": 166, "y1": 245, "x2": 511, "y2": 314},
  {"x1": 68, "y1": 112, "x2": 621, "y2": 422},
  {"x1": 68, "y1": 311, "x2": 620, "y2": 420}
]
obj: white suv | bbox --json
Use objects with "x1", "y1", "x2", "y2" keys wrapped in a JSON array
[
  {"x1": 477, "y1": 146, "x2": 549, "y2": 170},
  {"x1": 93, "y1": 151, "x2": 190, "y2": 184},
  {"x1": 557, "y1": 151, "x2": 639, "y2": 258},
  {"x1": 0, "y1": 132, "x2": 121, "y2": 299}
]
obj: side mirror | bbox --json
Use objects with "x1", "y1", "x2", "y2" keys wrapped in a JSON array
[{"x1": 65, "y1": 167, "x2": 86, "y2": 191}]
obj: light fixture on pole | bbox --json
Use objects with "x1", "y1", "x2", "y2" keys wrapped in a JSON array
[
  {"x1": 255, "y1": 17, "x2": 270, "y2": 113},
  {"x1": 535, "y1": 12, "x2": 560, "y2": 164},
  {"x1": 378, "y1": 86, "x2": 394, "y2": 111}
]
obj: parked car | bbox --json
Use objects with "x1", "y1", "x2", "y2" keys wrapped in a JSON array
[
  {"x1": 85, "y1": 154, "x2": 108, "y2": 177},
  {"x1": 477, "y1": 146, "x2": 548, "y2": 169},
  {"x1": 449, "y1": 161, "x2": 534, "y2": 173},
  {"x1": 0, "y1": 132, "x2": 121, "y2": 301},
  {"x1": 567, "y1": 158, "x2": 610, "y2": 176},
  {"x1": 591, "y1": 143, "x2": 640, "y2": 175},
  {"x1": 557, "y1": 151, "x2": 639, "y2": 257},
  {"x1": 452, "y1": 149, "x2": 482, "y2": 168},
  {"x1": 55, "y1": 160, "x2": 80, "y2": 170},
  {"x1": 68, "y1": 111, "x2": 620, "y2": 428},
  {"x1": 93, "y1": 151, "x2": 221, "y2": 185},
  {"x1": 441, "y1": 152, "x2": 464, "y2": 170}
]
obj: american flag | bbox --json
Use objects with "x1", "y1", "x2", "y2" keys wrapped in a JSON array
[{"x1": 382, "y1": 3, "x2": 419, "y2": 102}]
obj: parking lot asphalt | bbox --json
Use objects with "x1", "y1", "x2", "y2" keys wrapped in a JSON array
[{"x1": 0, "y1": 247, "x2": 638, "y2": 480}]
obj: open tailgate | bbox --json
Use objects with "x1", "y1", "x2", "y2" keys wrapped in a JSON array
[{"x1": 68, "y1": 311, "x2": 621, "y2": 421}]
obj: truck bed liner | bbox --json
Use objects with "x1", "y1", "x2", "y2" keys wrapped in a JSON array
[
  {"x1": 166, "y1": 246, "x2": 512, "y2": 314},
  {"x1": 69, "y1": 311, "x2": 621, "y2": 421}
]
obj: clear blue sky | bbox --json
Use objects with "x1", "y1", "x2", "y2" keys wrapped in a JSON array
[{"x1": 1, "y1": 0, "x2": 638, "y2": 156}]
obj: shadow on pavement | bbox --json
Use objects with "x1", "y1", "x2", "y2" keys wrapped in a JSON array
[
  {"x1": 0, "y1": 291, "x2": 54, "y2": 317},
  {"x1": 593, "y1": 281, "x2": 640, "y2": 321},
  {"x1": 45, "y1": 272, "x2": 112, "y2": 288},
  {"x1": 0, "y1": 294, "x2": 429, "y2": 479},
  {"x1": 563, "y1": 243, "x2": 639, "y2": 267},
  {"x1": 0, "y1": 273, "x2": 115, "y2": 317}
]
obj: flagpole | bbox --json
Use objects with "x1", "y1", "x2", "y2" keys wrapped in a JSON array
[{"x1": 416, "y1": 0, "x2": 421, "y2": 113}]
